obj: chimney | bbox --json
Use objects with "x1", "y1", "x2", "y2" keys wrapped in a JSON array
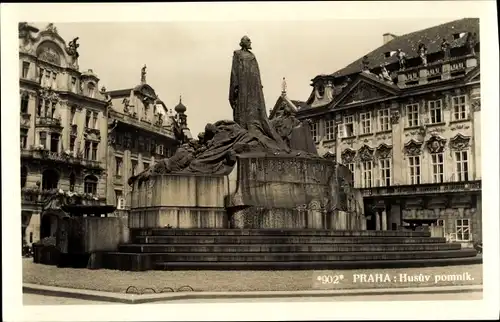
[{"x1": 383, "y1": 33, "x2": 397, "y2": 45}]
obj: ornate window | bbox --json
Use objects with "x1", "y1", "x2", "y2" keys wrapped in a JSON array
[
  {"x1": 20, "y1": 129, "x2": 28, "y2": 149},
  {"x1": 452, "y1": 95, "x2": 467, "y2": 120},
  {"x1": 455, "y1": 219, "x2": 470, "y2": 241},
  {"x1": 84, "y1": 140, "x2": 91, "y2": 159},
  {"x1": 338, "y1": 115, "x2": 355, "y2": 138},
  {"x1": 309, "y1": 120, "x2": 319, "y2": 142},
  {"x1": 324, "y1": 118, "x2": 335, "y2": 140},
  {"x1": 408, "y1": 155, "x2": 421, "y2": 184},
  {"x1": 84, "y1": 175, "x2": 98, "y2": 195},
  {"x1": 156, "y1": 144, "x2": 164, "y2": 155},
  {"x1": 428, "y1": 99, "x2": 443, "y2": 124},
  {"x1": 42, "y1": 169, "x2": 59, "y2": 190},
  {"x1": 71, "y1": 77, "x2": 77, "y2": 93},
  {"x1": 21, "y1": 93, "x2": 29, "y2": 114},
  {"x1": 143, "y1": 162, "x2": 149, "y2": 170},
  {"x1": 39, "y1": 131, "x2": 47, "y2": 149},
  {"x1": 50, "y1": 133, "x2": 60, "y2": 153},
  {"x1": 85, "y1": 111, "x2": 92, "y2": 128},
  {"x1": 21, "y1": 166, "x2": 28, "y2": 188},
  {"x1": 69, "y1": 137, "x2": 76, "y2": 153},
  {"x1": 93, "y1": 112, "x2": 99, "y2": 130},
  {"x1": 115, "y1": 190, "x2": 124, "y2": 209},
  {"x1": 431, "y1": 153, "x2": 445, "y2": 183},
  {"x1": 87, "y1": 83, "x2": 96, "y2": 98},
  {"x1": 378, "y1": 108, "x2": 390, "y2": 131},
  {"x1": 360, "y1": 112, "x2": 372, "y2": 134},
  {"x1": 406, "y1": 103, "x2": 419, "y2": 127},
  {"x1": 22, "y1": 61, "x2": 30, "y2": 79},
  {"x1": 361, "y1": 161, "x2": 373, "y2": 188},
  {"x1": 91, "y1": 142, "x2": 99, "y2": 161},
  {"x1": 454, "y1": 150, "x2": 469, "y2": 181},
  {"x1": 115, "y1": 157, "x2": 123, "y2": 176},
  {"x1": 379, "y1": 158, "x2": 392, "y2": 187}
]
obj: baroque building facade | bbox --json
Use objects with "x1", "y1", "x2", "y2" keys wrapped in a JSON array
[
  {"x1": 105, "y1": 65, "x2": 190, "y2": 212},
  {"x1": 19, "y1": 23, "x2": 109, "y2": 245},
  {"x1": 272, "y1": 18, "x2": 481, "y2": 246}
]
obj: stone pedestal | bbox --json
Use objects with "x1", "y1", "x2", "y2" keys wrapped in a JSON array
[
  {"x1": 226, "y1": 155, "x2": 340, "y2": 229},
  {"x1": 129, "y1": 174, "x2": 229, "y2": 228},
  {"x1": 375, "y1": 213, "x2": 381, "y2": 230}
]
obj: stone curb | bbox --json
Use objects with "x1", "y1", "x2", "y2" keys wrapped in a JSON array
[{"x1": 23, "y1": 283, "x2": 483, "y2": 304}]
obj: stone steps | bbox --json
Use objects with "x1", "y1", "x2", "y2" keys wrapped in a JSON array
[
  {"x1": 119, "y1": 243, "x2": 461, "y2": 253},
  {"x1": 133, "y1": 235, "x2": 446, "y2": 244},
  {"x1": 93, "y1": 228, "x2": 478, "y2": 271},
  {"x1": 131, "y1": 228, "x2": 431, "y2": 238},
  {"x1": 108, "y1": 249, "x2": 475, "y2": 263},
  {"x1": 153, "y1": 255, "x2": 482, "y2": 270}
]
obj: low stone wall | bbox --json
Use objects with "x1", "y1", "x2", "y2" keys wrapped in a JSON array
[
  {"x1": 79, "y1": 216, "x2": 129, "y2": 253},
  {"x1": 129, "y1": 174, "x2": 229, "y2": 228}
]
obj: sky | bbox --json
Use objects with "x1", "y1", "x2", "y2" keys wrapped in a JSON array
[{"x1": 32, "y1": 18, "x2": 464, "y2": 135}]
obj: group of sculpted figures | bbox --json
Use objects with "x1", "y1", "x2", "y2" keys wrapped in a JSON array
[{"x1": 129, "y1": 36, "x2": 319, "y2": 185}]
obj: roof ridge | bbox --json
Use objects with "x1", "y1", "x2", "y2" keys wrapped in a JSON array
[{"x1": 394, "y1": 18, "x2": 476, "y2": 41}]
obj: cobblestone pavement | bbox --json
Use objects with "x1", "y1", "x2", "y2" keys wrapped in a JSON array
[
  {"x1": 159, "y1": 291, "x2": 483, "y2": 303},
  {"x1": 23, "y1": 293, "x2": 113, "y2": 305},
  {"x1": 23, "y1": 289, "x2": 482, "y2": 305},
  {"x1": 23, "y1": 258, "x2": 482, "y2": 293}
]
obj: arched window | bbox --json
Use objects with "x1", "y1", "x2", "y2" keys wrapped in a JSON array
[
  {"x1": 69, "y1": 172, "x2": 76, "y2": 192},
  {"x1": 20, "y1": 93, "x2": 29, "y2": 114},
  {"x1": 84, "y1": 175, "x2": 98, "y2": 195},
  {"x1": 21, "y1": 166, "x2": 28, "y2": 188},
  {"x1": 42, "y1": 169, "x2": 59, "y2": 190},
  {"x1": 87, "y1": 83, "x2": 95, "y2": 98}
]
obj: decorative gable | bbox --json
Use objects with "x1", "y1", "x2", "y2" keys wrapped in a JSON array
[
  {"x1": 403, "y1": 139, "x2": 423, "y2": 156},
  {"x1": 425, "y1": 135, "x2": 447, "y2": 153},
  {"x1": 450, "y1": 133, "x2": 471, "y2": 151},
  {"x1": 357, "y1": 145, "x2": 375, "y2": 161},
  {"x1": 341, "y1": 148, "x2": 356, "y2": 164},
  {"x1": 334, "y1": 77, "x2": 397, "y2": 108},
  {"x1": 375, "y1": 143, "x2": 393, "y2": 159}
]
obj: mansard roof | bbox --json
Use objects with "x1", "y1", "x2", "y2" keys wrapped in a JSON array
[{"x1": 327, "y1": 18, "x2": 479, "y2": 79}]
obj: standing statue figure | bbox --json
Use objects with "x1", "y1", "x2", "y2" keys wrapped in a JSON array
[
  {"x1": 141, "y1": 65, "x2": 147, "y2": 84},
  {"x1": 229, "y1": 36, "x2": 289, "y2": 151},
  {"x1": 466, "y1": 32, "x2": 477, "y2": 55},
  {"x1": 66, "y1": 37, "x2": 80, "y2": 59},
  {"x1": 441, "y1": 38, "x2": 451, "y2": 60},
  {"x1": 397, "y1": 49, "x2": 407, "y2": 70},
  {"x1": 418, "y1": 43, "x2": 428, "y2": 66}
]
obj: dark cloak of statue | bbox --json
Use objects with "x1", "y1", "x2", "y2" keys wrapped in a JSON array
[
  {"x1": 229, "y1": 36, "x2": 290, "y2": 152},
  {"x1": 270, "y1": 109, "x2": 318, "y2": 154},
  {"x1": 129, "y1": 120, "x2": 303, "y2": 185}
]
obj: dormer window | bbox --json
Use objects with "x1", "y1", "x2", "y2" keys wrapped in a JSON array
[
  {"x1": 87, "y1": 83, "x2": 95, "y2": 98},
  {"x1": 316, "y1": 84, "x2": 325, "y2": 97},
  {"x1": 71, "y1": 77, "x2": 77, "y2": 93}
]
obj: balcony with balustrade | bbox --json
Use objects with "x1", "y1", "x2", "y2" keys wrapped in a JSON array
[
  {"x1": 36, "y1": 116, "x2": 62, "y2": 128},
  {"x1": 360, "y1": 180, "x2": 481, "y2": 197},
  {"x1": 397, "y1": 54, "x2": 478, "y2": 88},
  {"x1": 109, "y1": 109, "x2": 175, "y2": 139},
  {"x1": 21, "y1": 147, "x2": 104, "y2": 171}
]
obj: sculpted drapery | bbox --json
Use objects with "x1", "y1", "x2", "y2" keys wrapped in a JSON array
[{"x1": 229, "y1": 36, "x2": 289, "y2": 151}]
